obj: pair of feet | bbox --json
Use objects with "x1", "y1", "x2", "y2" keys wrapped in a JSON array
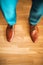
[{"x1": 6, "y1": 24, "x2": 39, "y2": 42}]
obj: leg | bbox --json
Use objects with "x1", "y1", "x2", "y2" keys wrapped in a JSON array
[
  {"x1": 29, "y1": 0, "x2": 42, "y2": 25},
  {"x1": 29, "y1": 0, "x2": 43, "y2": 42},
  {"x1": 1, "y1": 0, "x2": 18, "y2": 42},
  {"x1": 1, "y1": 0, "x2": 18, "y2": 26}
]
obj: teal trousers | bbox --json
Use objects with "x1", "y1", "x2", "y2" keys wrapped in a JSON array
[
  {"x1": 0, "y1": 0, "x2": 18, "y2": 26},
  {"x1": 29, "y1": 0, "x2": 43, "y2": 25}
]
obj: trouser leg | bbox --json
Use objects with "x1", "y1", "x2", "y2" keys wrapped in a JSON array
[
  {"x1": 1, "y1": 0, "x2": 18, "y2": 26},
  {"x1": 29, "y1": 0, "x2": 43, "y2": 25}
]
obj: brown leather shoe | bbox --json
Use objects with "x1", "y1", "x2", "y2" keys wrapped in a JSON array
[
  {"x1": 6, "y1": 24, "x2": 14, "y2": 42},
  {"x1": 30, "y1": 24, "x2": 39, "y2": 42}
]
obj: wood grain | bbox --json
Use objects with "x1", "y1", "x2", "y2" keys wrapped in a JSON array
[{"x1": 0, "y1": 0, "x2": 43, "y2": 65}]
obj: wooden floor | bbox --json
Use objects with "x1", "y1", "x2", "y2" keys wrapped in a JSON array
[{"x1": 0, "y1": 0, "x2": 43, "y2": 65}]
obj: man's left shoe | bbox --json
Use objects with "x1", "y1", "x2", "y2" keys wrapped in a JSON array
[{"x1": 6, "y1": 24, "x2": 14, "y2": 42}]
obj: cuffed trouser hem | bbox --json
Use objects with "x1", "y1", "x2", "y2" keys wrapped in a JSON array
[
  {"x1": 6, "y1": 19, "x2": 16, "y2": 26},
  {"x1": 29, "y1": 16, "x2": 42, "y2": 26}
]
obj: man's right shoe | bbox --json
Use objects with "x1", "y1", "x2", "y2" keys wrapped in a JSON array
[{"x1": 30, "y1": 24, "x2": 39, "y2": 42}]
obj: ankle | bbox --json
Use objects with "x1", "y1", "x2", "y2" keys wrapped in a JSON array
[{"x1": 8, "y1": 24, "x2": 13, "y2": 28}]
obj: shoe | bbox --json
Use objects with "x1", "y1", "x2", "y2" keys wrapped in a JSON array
[
  {"x1": 6, "y1": 24, "x2": 14, "y2": 42},
  {"x1": 30, "y1": 24, "x2": 39, "y2": 42}
]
